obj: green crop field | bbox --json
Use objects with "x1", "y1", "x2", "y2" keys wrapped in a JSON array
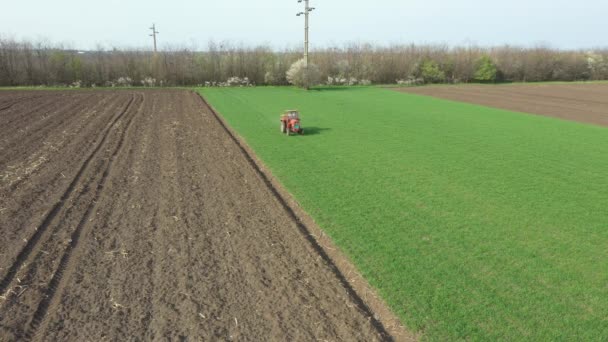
[{"x1": 199, "y1": 86, "x2": 608, "y2": 341}]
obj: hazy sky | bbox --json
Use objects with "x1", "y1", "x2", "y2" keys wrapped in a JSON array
[{"x1": 1, "y1": 0, "x2": 606, "y2": 50}]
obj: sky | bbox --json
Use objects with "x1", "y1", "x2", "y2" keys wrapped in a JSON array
[{"x1": 1, "y1": 0, "x2": 606, "y2": 50}]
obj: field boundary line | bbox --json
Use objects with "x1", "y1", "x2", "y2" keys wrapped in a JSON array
[
  {"x1": 0, "y1": 95, "x2": 136, "y2": 297},
  {"x1": 195, "y1": 91, "x2": 416, "y2": 342},
  {"x1": 25, "y1": 93, "x2": 145, "y2": 340}
]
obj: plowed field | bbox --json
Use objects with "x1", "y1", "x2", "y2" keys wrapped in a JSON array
[
  {"x1": 397, "y1": 83, "x2": 608, "y2": 126},
  {"x1": 0, "y1": 90, "x2": 393, "y2": 341}
]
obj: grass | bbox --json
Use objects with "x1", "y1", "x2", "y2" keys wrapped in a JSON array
[{"x1": 200, "y1": 86, "x2": 608, "y2": 341}]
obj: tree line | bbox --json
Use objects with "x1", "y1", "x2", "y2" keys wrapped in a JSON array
[{"x1": 0, "y1": 37, "x2": 607, "y2": 87}]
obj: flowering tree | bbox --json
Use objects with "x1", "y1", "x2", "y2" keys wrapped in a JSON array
[{"x1": 286, "y1": 59, "x2": 321, "y2": 89}]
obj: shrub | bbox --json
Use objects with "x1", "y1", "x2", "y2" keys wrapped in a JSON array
[
  {"x1": 286, "y1": 59, "x2": 321, "y2": 88},
  {"x1": 587, "y1": 53, "x2": 608, "y2": 80},
  {"x1": 140, "y1": 76, "x2": 156, "y2": 87},
  {"x1": 336, "y1": 59, "x2": 351, "y2": 77},
  {"x1": 397, "y1": 78, "x2": 424, "y2": 86},
  {"x1": 225, "y1": 76, "x2": 251, "y2": 87},
  {"x1": 474, "y1": 55, "x2": 499, "y2": 82},
  {"x1": 419, "y1": 60, "x2": 446, "y2": 83},
  {"x1": 115, "y1": 76, "x2": 133, "y2": 87},
  {"x1": 327, "y1": 76, "x2": 347, "y2": 85},
  {"x1": 264, "y1": 71, "x2": 276, "y2": 85}
]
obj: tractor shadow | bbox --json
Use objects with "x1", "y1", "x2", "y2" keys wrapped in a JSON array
[{"x1": 303, "y1": 127, "x2": 331, "y2": 135}]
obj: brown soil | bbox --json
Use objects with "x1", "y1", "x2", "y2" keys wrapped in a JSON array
[
  {"x1": 0, "y1": 90, "x2": 411, "y2": 341},
  {"x1": 396, "y1": 83, "x2": 608, "y2": 127}
]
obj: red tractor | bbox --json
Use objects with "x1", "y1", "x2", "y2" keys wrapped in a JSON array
[{"x1": 280, "y1": 110, "x2": 304, "y2": 136}]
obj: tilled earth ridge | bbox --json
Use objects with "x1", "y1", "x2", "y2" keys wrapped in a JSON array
[
  {"x1": 0, "y1": 90, "x2": 385, "y2": 341},
  {"x1": 397, "y1": 83, "x2": 608, "y2": 127}
]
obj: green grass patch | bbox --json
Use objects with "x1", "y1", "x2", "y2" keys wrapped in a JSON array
[{"x1": 199, "y1": 86, "x2": 608, "y2": 341}]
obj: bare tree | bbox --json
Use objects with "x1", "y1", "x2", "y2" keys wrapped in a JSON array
[{"x1": 0, "y1": 37, "x2": 606, "y2": 87}]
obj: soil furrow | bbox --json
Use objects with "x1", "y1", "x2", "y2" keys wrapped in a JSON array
[
  {"x1": 0, "y1": 94, "x2": 45, "y2": 113},
  {"x1": 0, "y1": 93, "x2": 130, "y2": 273},
  {"x1": 0, "y1": 96, "x2": 136, "y2": 296},
  {"x1": 0, "y1": 94, "x2": 68, "y2": 145},
  {"x1": 1, "y1": 94, "x2": 123, "y2": 191},
  {"x1": 0, "y1": 93, "x2": 101, "y2": 165},
  {"x1": 25, "y1": 94, "x2": 144, "y2": 340}
]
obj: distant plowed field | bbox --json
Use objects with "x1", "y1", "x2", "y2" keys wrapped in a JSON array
[
  {"x1": 397, "y1": 83, "x2": 608, "y2": 126},
  {"x1": 0, "y1": 90, "x2": 389, "y2": 341}
]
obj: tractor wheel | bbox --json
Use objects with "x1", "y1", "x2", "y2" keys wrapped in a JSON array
[{"x1": 280, "y1": 122, "x2": 286, "y2": 133}]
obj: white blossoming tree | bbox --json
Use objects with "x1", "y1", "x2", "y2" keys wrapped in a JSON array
[{"x1": 286, "y1": 59, "x2": 321, "y2": 89}]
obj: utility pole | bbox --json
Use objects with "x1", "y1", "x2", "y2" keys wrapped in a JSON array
[
  {"x1": 297, "y1": 0, "x2": 315, "y2": 86},
  {"x1": 149, "y1": 24, "x2": 159, "y2": 54}
]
